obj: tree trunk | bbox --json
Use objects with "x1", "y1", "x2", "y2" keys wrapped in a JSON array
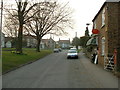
[
  {"x1": 16, "y1": 25, "x2": 23, "y2": 54},
  {"x1": 36, "y1": 38, "x2": 41, "y2": 52}
]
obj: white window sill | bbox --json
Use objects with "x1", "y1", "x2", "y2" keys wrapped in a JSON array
[
  {"x1": 101, "y1": 24, "x2": 105, "y2": 28},
  {"x1": 101, "y1": 54, "x2": 105, "y2": 57}
]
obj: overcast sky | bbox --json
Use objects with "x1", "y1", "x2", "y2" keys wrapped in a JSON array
[
  {"x1": 51, "y1": 0, "x2": 106, "y2": 41},
  {"x1": 43, "y1": 0, "x2": 106, "y2": 41},
  {"x1": 2, "y1": 0, "x2": 106, "y2": 41}
]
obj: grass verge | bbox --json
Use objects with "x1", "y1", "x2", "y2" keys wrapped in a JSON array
[
  {"x1": 78, "y1": 49, "x2": 82, "y2": 53},
  {"x1": 2, "y1": 48, "x2": 52, "y2": 73}
]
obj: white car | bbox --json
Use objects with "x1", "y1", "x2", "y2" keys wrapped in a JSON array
[
  {"x1": 70, "y1": 48, "x2": 77, "y2": 51},
  {"x1": 67, "y1": 50, "x2": 78, "y2": 59}
]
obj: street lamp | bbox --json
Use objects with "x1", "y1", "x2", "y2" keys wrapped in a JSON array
[
  {"x1": 86, "y1": 23, "x2": 90, "y2": 27},
  {"x1": 85, "y1": 23, "x2": 90, "y2": 36}
]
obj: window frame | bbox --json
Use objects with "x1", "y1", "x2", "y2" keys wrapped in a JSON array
[
  {"x1": 101, "y1": 8, "x2": 105, "y2": 27},
  {"x1": 101, "y1": 37, "x2": 105, "y2": 56}
]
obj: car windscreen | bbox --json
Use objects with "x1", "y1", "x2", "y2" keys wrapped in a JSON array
[
  {"x1": 68, "y1": 50, "x2": 77, "y2": 53},
  {"x1": 71, "y1": 49, "x2": 76, "y2": 50}
]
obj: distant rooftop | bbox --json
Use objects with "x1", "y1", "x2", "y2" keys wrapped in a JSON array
[{"x1": 58, "y1": 39, "x2": 70, "y2": 43}]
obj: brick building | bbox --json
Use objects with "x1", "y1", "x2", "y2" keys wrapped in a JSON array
[
  {"x1": 23, "y1": 34, "x2": 55, "y2": 49},
  {"x1": 58, "y1": 38, "x2": 71, "y2": 49},
  {"x1": 41, "y1": 38, "x2": 55, "y2": 49},
  {"x1": 92, "y1": 0, "x2": 120, "y2": 70},
  {"x1": 23, "y1": 35, "x2": 37, "y2": 48}
]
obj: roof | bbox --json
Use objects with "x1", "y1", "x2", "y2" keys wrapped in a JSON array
[
  {"x1": 41, "y1": 38, "x2": 55, "y2": 43},
  {"x1": 23, "y1": 34, "x2": 36, "y2": 39},
  {"x1": 41, "y1": 39, "x2": 49, "y2": 43},
  {"x1": 92, "y1": 0, "x2": 120, "y2": 22},
  {"x1": 58, "y1": 40, "x2": 70, "y2": 44}
]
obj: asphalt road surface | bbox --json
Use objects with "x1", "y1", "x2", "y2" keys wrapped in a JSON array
[{"x1": 3, "y1": 50, "x2": 118, "y2": 88}]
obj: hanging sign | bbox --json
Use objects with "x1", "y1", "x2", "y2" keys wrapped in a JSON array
[{"x1": 92, "y1": 29, "x2": 99, "y2": 34}]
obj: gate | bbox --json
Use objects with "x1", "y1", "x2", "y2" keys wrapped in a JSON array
[{"x1": 104, "y1": 54, "x2": 115, "y2": 71}]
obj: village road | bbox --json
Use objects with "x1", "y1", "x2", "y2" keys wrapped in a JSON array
[{"x1": 3, "y1": 50, "x2": 118, "y2": 88}]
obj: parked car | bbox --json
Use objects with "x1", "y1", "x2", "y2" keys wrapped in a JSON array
[
  {"x1": 58, "y1": 48, "x2": 62, "y2": 52},
  {"x1": 53, "y1": 48, "x2": 59, "y2": 53},
  {"x1": 67, "y1": 50, "x2": 78, "y2": 59}
]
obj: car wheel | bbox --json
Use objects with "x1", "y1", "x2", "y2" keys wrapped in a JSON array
[{"x1": 76, "y1": 56, "x2": 78, "y2": 59}]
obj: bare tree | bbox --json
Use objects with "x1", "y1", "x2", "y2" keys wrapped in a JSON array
[
  {"x1": 3, "y1": 0, "x2": 38, "y2": 53},
  {"x1": 3, "y1": 4, "x2": 31, "y2": 38},
  {"x1": 25, "y1": 1, "x2": 73, "y2": 52},
  {"x1": 3, "y1": 10, "x2": 19, "y2": 38},
  {"x1": 14, "y1": 0, "x2": 40, "y2": 54},
  {"x1": 3, "y1": 8, "x2": 30, "y2": 48}
]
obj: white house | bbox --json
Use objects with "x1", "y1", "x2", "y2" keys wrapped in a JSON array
[
  {"x1": 6, "y1": 41, "x2": 12, "y2": 48},
  {"x1": 40, "y1": 41, "x2": 45, "y2": 49}
]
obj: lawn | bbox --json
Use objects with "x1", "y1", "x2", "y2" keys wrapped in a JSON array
[{"x1": 2, "y1": 48, "x2": 52, "y2": 73}]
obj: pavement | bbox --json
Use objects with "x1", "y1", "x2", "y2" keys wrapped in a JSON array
[
  {"x1": 2, "y1": 50, "x2": 118, "y2": 88},
  {"x1": 79, "y1": 52, "x2": 118, "y2": 88}
]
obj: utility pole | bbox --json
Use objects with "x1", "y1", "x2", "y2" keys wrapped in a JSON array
[
  {"x1": 0, "y1": 0, "x2": 3, "y2": 56},
  {"x1": 0, "y1": 0, "x2": 3, "y2": 37},
  {"x1": 0, "y1": 0, "x2": 3, "y2": 89},
  {"x1": 75, "y1": 32, "x2": 77, "y2": 49}
]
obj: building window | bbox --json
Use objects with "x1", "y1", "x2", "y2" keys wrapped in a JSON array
[
  {"x1": 101, "y1": 37, "x2": 105, "y2": 56},
  {"x1": 102, "y1": 8, "x2": 105, "y2": 27},
  {"x1": 27, "y1": 38, "x2": 30, "y2": 46},
  {"x1": 96, "y1": 37, "x2": 98, "y2": 45},
  {"x1": 94, "y1": 20, "x2": 97, "y2": 29}
]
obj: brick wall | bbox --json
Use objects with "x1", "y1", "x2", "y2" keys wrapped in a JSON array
[
  {"x1": 118, "y1": 2, "x2": 120, "y2": 47},
  {"x1": 117, "y1": 2, "x2": 120, "y2": 71},
  {"x1": 94, "y1": 5, "x2": 108, "y2": 66},
  {"x1": 107, "y1": 2, "x2": 119, "y2": 54}
]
